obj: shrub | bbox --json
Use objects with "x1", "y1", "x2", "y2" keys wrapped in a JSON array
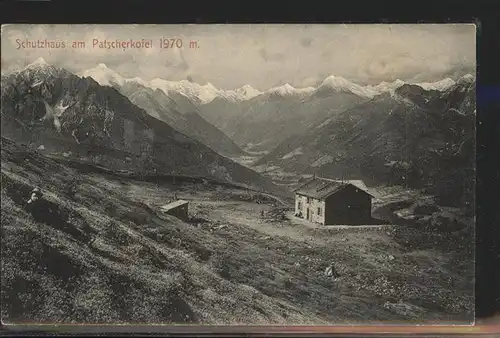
[
  {"x1": 65, "y1": 177, "x2": 82, "y2": 199},
  {"x1": 209, "y1": 253, "x2": 231, "y2": 279},
  {"x1": 121, "y1": 207, "x2": 152, "y2": 226},
  {"x1": 103, "y1": 222, "x2": 131, "y2": 246}
]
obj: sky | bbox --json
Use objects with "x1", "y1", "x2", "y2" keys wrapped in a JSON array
[{"x1": 1, "y1": 24, "x2": 476, "y2": 91}]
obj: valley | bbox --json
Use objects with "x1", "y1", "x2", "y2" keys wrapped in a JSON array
[{"x1": 228, "y1": 152, "x2": 306, "y2": 192}]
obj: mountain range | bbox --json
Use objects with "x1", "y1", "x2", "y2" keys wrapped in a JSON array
[
  {"x1": 78, "y1": 62, "x2": 461, "y2": 104},
  {"x1": 1, "y1": 58, "x2": 475, "y2": 209},
  {"x1": 0, "y1": 58, "x2": 279, "y2": 194},
  {"x1": 196, "y1": 74, "x2": 473, "y2": 153},
  {"x1": 78, "y1": 63, "x2": 242, "y2": 157},
  {"x1": 118, "y1": 81, "x2": 242, "y2": 157},
  {"x1": 74, "y1": 62, "x2": 473, "y2": 154},
  {"x1": 79, "y1": 63, "x2": 263, "y2": 105},
  {"x1": 256, "y1": 76, "x2": 476, "y2": 209},
  {"x1": 200, "y1": 84, "x2": 369, "y2": 152}
]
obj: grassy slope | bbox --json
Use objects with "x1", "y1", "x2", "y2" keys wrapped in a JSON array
[{"x1": 1, "y1": 142, "x2": 474, "y2": 324}]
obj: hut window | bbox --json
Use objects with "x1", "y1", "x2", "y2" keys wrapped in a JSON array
[{"x1": 317, "y1": 207, "x2": 322, "y2": 216}]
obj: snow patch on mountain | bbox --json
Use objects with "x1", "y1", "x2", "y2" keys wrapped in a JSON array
[
  {"x1": 150, "y1": 79, "x2": 264, "y2": 103},
  {"x1": 389, "y1": 89, "x2": 419, "y2": 106},
  {"x1": 149, "y1": 78, "x2": 221, "y2": 104},
  {"x1": 25, "y1": 57, "x2": 50, "y2": 69},
  {"x1": 41, "y1": 98, "x2": 70, "y2": 132},
  {"x1": 126, "y1": 77, "x2": 150, "y2": 87},
  {"x1": 79, "y1": 63, "x2": 126, "y2": 87},
  {"x1": 281, "y1": 147, "x2": 304, "y2": 160},
  {"x1": 315, "y1": 75, "x2": 470, "y2": 98},
  {"x1": 235, "y1": 84, "x2": 263, "y2": 99},
  {"x1": 78, "y1": 62, "x2": 476, "y2": 104},
  {"x1": 268, "y1": 83, "x2": 315, "y2": 97},
  {"x1": 317, "y1": 75, "x2": 377, "y2": 97},
  {"x1": 316, "y1": 117, "x2": 334, "y2": 129},
  {"x1": 220, "y1": 85, "x2": 263, "y2": 101},
  {"x1": 366, "y1": 79, "x2": 406, "y2": 96},
  {"x1": 415, "y1": 78, "x2": 456, "y2": 91},
  {"x1": 80, "y1": 64, "x2": 152, "y2": 89},
  {"x1": 310, "y1": 155, "x2": 334, "y2": 167},
  {"x1": 457, "y1": 73, "x2": 475, "y2": 85},
  {"x1": 18, "y1": 57, "x2": 60, "y2": 80}
]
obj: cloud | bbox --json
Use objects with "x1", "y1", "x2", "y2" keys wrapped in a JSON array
[
  {"x1": 1, "y1": 24, "x2": 476, "y2": 90},
  {"x1": 259, "y1": 49, "x2": 285, "y2": 62},
  {"x1": 301, "y1": 37, "x2": 313, "y2": 47},
  {"x1": 299, "y1": 77, "x2": 320, "y2": 88}
]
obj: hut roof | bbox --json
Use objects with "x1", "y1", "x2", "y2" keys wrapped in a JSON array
[
  {"x1": 293, "y1": 177, "x2": 373, "y2": 199},
  {"x1": 160, "y1": 199, "x2": 188, "y2": 211}
]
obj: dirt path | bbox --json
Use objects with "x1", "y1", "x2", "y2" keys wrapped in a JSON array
[
  {"x1": 189, "y1": 199, "x2": 323, "y2": 245},
  {"x1": 88, "y1": 175, "x2": 392, "y2": 248},
  {"x1": 141, "y1": 182, "x2": 393, "y2": 247}
]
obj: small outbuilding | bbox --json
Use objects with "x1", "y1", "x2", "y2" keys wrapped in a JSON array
[
  {"x1": 294, "y1": 177, "x2": 374, "y2": 225},
  {"x1": 160, "y1": 199, "x2": 189, "y2": 221}
]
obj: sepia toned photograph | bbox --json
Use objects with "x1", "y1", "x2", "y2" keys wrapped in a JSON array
[{"x1": 1, "y1": 24, "x2": 475, "y2": 325}]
